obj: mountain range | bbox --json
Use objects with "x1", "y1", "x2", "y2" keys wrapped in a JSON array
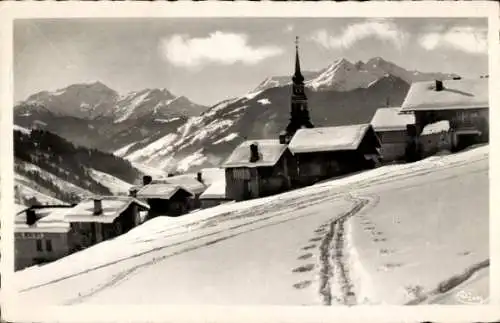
[{"x1": 15, "y1": 56, "x2": 460, "y2": 175}]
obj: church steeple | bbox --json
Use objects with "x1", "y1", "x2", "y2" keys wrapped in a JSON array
[
  {"x1": 292, "y1": 36, "x2": 304, "y2": 84},
  {"x1": 283, "y1": 36, "x2": 313, "y2": 142}
]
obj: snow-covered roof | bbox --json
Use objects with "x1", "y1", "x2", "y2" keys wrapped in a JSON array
[
  {"x1": 64, "y1": 196, "x2": 149, "y2": 224},
  {"x1": 421, "y1": 120, "x2": 451, "y2": 136},
  {"x1": 371, "y1": 107, "x2": 415, "y2": 132},
  {"x1": 16, "y1": 206, "x2": 74, "y2": 233},
  {"x1": 222, "y1": 139, "x2": 288, "y2": 168},
  {"x1": 161, "y1": 174, "x2": 206, "y2": 195},
  {"x1": 200, "y1": 180, "x2": 226, "y2": 199},
  {"x1": 288, "y1": 124, "x2": 378, "y2": 154},
  {"x1": 400, "y1": 78, "x2": 488, "y2": 113},
  {"x1": 137, "y1": 183, "x2": 194, "y2": 200}
]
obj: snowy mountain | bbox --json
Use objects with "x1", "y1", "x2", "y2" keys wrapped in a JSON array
[
  {"x1": 16, "y1": 82, "x2": 207, "y2": 123},
  {"x1": 11, "y1": 145, "x2": 489, "y2": 309},
  {"x1": 14, "y1": 82, "x2": 207, "y2": 151},
  {"x1": 248, "y1": 57, "x2": 459, "y2": 95}
]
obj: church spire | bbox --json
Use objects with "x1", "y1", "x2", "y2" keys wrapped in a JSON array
[
  {"x1": 282, "y1": 35, "x2": 313, "y2": 142},
  {"x1": 292, "y1": 36, "x2": 304, "y2": 84}
]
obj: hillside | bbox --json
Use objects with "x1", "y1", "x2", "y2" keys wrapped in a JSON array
[
  {"x1": 11, "y1": 145, "x2": 488, "y2": 308},
  {"x1": 14, "y1": 128, "x2": 141, "y2": 205}
]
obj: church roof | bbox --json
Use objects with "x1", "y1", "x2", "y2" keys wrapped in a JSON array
[
  {"x1": 222, "y1": 139, "x2": 288, "y2": 168},
  {"x1": 288, "y1": 124, "x2": 379, "y2": 154}
]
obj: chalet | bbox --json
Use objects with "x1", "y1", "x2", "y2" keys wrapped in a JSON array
[
  {"x1": 199, "y1": 180, "x2": 232, "y2": 208},
  {"x1": 64, "y1": 196, "x2": 149, "y2": 251},
  {"x1": 221, "y1": 140, "x2": 295, "y2": 201},
  {"x1": 15, "y1": 205, "x2": 74, "y2": 270},
  {"x1": 160, "y1": 173, "x2": 207, "y2": 209},
  {"x1": 288, "y1": 124, "x2": 381, "y2": 186},
  {"x1": 136, "y1": 183, "x2": 194, "y2": 219},
  {"x1": 370, "y1": 107, "x2": 415, "y2": 162},
  {"x1": 400, "y1": 78, "x2": 489, "y2": 154}
]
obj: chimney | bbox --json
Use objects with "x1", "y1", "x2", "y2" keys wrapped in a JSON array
[
  {"x1": 435, "y1": 80, "x2": 444, "y2": 91},
  {"x1": 26, "y1": 209, "x2": 37, "y2": 226},
  {"x1": 279, "y1": 131, "x2": 288, "y2": 145},
  {"x1": 249, "y1": 143, "x2": 260, "y2": 163},
  {"x1": 196, "y1": 172, "x2": 203, "y2": 183},
  {"x1": 143, "y1": 175, "x2": 152, "y2": 186},
  {"x1": 129, "y1": 187, "x2": 138, "y2": 197},
  {"x1": 93, "y1": 198, "x2": 103, "y2": 216}
]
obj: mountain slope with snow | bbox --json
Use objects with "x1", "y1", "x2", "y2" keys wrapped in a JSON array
[
  {"x1": 14, "y1": 128, "x2": 141, "y2": 205},
  {"x1": 11, "y1": 145, "x2": 488, "y2": 309},
  {"x1": 119, "y1": 74, "x2": 410, "y2": 172}
]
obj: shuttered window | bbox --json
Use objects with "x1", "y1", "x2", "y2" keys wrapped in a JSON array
[
  {"x1": 36, "y1": 239, "x2": 43, "y2": 252},
  {"x1": 232, "y1": 168, "x2": 251, "y2": 180},
  {"x1": 45, "y1": 240, "x2": 53, "y2": 252}
]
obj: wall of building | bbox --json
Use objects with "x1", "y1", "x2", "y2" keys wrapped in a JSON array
[
  {"x1": 376, "y1": 130, "x2": 408, "y2": 162},
  {"x1": 15, "y1": 231, "x2": 70, "y2": 270},
  {"x1": 415, "y1": 108, "x2": 488, "y2": 152},
  {"x1": 419, "y1": 132, "x2": 453, "y2": 158},
  {"x1": 225, "y1": 154, "x2": 292, "y2": 201}
]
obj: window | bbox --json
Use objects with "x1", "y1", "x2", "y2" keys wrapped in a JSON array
[
  {"x1": 45, "y1": 240, "x2": 53, "y2": 252},
  {"x1": 36, "y1": 239, "x2": 43, "y2": 252}
]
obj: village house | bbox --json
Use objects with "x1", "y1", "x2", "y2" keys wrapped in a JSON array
[
  {"x1": 370, "y1": 107, "x2": 415, "y2": 163},
  {"x1": 160, "y1": 173, "x2": 207, "y2": 209},
  {"x1": 221, "y1": 139, "x2": 295, "y2": 201},
  {"x1": 399, "y1": 78, "x2": 489, "y2": 156},
  {"x1": 288, "y1": 124, "x2": 381, "y2": 186},
  {"x1": 15, "y1": 204, "x2": 75, "y2": 270},
  {"x1": 136, "y1": 182, "x2": 194, "y2": 219},
  {"x1": 199, "y1": 180, "x2": 232, "y2": 209},
  {"x1": 64, "y1": 196, "x2": 149, "y2": 252}
]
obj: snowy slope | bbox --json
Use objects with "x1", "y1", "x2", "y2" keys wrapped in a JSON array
[
  {"x1": 88, "y1": 169, "x2": 133, "y2": 195},
  {"x1": 12, "y1": 145, "x2": 488, "y2": 307},
  {"x1": 14, "y1": 161, "x2": 95, "y2": 205}
]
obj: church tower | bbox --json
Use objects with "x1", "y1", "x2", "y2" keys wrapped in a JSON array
[{"x1": 282, "y1": 36, "x2": 313, "y2": 143}]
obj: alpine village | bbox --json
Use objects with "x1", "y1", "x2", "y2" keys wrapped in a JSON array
[{"x1": 13, "y1": 37, "x2": 489, "y2": 272}]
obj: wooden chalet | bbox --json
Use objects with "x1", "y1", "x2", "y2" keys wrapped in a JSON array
[
  {"x1": 400, "y1": 78, "x2": 489, "y2": 155},
  {"x1": 64, "y1": 196, "x2": 149, "y2": 252},
  {"x1": 287, "y1": 124, "x2": 381, "y2": 186},
  {"x1": 136, "y1": 183, "x2": 194, "y2": 218},
  {"x1": 221, "y1": 139, "x2": 295, "y2": 201},
  {"x1": 370, "y1": 107, "x2": 415, "y2": 163}
]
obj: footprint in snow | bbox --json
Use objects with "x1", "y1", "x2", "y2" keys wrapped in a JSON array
[
  {"x1": 293, "y1": 280, "x2": 312, "y2": 289},
  {"x1": 297, "y1": 253, "x2": 313, "y2": 260},
  {"x1": 292, "y1": 264, "x2": 315, "y2": 273},
  {"x1": 373, "y1": 237, "x2": 387, "y2": 242},
  {"x1": 379, "y1": 248, "x2": 394, "y2": 255}
]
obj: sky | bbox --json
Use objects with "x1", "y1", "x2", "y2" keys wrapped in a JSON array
[{"x1": 14, "y1": 17, "x2": 488, "y2": 106}]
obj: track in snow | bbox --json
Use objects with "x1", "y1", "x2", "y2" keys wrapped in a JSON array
[{"x1": 318, "y1": 194, "x2": 375, "y2": 306}]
